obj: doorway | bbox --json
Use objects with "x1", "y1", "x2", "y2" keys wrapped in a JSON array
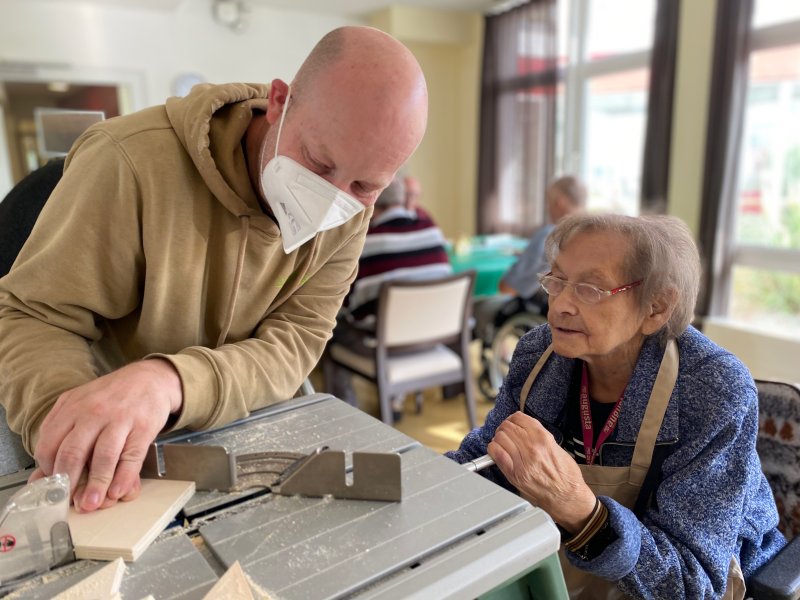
[{"x1": 1, "y1": 81, "x2": 120, "y2": 185}]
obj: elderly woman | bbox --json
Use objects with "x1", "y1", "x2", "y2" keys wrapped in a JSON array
[{"x1": 448, "y1": 214, "x2": 785, "y2": 599}]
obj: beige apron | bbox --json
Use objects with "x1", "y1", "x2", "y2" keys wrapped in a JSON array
[{"x1": 519, "y1": 341, "x2": 745, "y2": 600}]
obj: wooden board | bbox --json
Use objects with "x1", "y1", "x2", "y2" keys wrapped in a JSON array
[
  {"x1": 68, "y1": 479, "x2": 195, "y2": 561},
  {"x1": 51, "y1": 557, "x2": 125, "y2": 599},
  {"x1": 202, "y1": 561, "x2": 255, "y2": 600}
]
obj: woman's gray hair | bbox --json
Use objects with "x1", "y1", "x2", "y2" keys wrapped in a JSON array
[{"x1": 544, "y1": 213, "x2": 701, "y2": 341}]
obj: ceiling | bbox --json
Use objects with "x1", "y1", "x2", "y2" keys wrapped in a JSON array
[
  {"x1": 30, "y1": 0, "x2": 185, "y2": 10},
  {"x1": 248, "y1": 0, "x2": 499, "y2": 15},
  {"x1": 30, "y1": 0, "x2": 501, "y2": 16}
]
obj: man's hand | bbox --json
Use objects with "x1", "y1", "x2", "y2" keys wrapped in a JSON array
[
  {"x1": 30, "y1": 359, "x2": 183, "y2": 513},
  {"x1": 488, "y1": 411, "x2": 597, "y2": 534}
]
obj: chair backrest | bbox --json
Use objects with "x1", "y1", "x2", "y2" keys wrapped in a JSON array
[
  {"x1": 293, "y1": 377, "x2": 316, "y2": 398},
  {"x1": 755, "y1": 378, "x2": 800, "y2": 538},
  {"x1": 0, "y1": 405, "x2": 34, "y2": 475},
  {"x1": 0, "y1": 157, "x2": 65, "y2": 278},
  {"x1": 376, "y1": 271, "x2": 475, "y2": 349},
  {"x1": 0, "y1": 160, "x2": 63, "y2": 474}
]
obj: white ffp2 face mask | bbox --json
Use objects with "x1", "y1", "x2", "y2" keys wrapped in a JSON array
[{"x1": 259, "y1": 93, "x2": 365, "y2": 254}]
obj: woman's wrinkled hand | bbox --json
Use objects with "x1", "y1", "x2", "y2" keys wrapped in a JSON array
[{"x1": 488, "y1": 411, "x2": 597, "y2": 533}]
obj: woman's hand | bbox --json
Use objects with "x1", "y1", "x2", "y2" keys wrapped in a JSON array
[{"x1": 488, "y1": 411, "x2": 597, "y2": 534}]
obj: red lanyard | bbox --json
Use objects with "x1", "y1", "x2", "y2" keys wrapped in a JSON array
[{"x1": 580, "y1": 362, "x2": 624, "y2": 465}]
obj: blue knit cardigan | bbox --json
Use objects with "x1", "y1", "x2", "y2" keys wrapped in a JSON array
[{"x1": 447, "y1": 324, "x2": 785, "y2": 599}]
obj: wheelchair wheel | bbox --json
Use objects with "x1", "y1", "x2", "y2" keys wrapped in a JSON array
[
  {"x1": 486, "y1": 313, "x2": 547, "y2": 398},
  {"x1": 478, "y1": 369, "x2": 497, "y2": 400}
]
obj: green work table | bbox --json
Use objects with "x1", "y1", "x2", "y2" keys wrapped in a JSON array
[{"x1": 448, "y1": 235, "x2": 529, "y2": 297}]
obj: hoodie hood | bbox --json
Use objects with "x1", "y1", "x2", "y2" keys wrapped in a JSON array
[{"x1": 166, "y1": 82, "x2": 269, "y2": 219}]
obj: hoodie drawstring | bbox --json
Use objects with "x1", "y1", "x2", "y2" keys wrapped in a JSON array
[{"x1": 217, "y1": 215, "x2": 250, "y2": 347}]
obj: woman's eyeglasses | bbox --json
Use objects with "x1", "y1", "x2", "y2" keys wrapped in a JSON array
[{"x1": 538, "y1": 273, "x2": 641, "y2": 305}]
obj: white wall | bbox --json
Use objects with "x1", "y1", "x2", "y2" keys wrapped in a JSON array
[
  {"x1": 370, "y1": 6, "x2": 483, "y2": 240},
  {"x1": 0, "y1": 0, "x2": 360, "y2": 110},
  {"x1": 667, "y1": 0, "x2": 716, "y2": 234},
  {"x1": 704, "y1": 318, "x2": 800, "y2": 384}
]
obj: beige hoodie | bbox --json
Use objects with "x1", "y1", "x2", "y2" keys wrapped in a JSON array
[{"x1": 0, "y1": 83, "x2": 371, "y2": 453}]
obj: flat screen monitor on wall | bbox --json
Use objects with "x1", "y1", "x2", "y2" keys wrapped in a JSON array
[{"x1": 34, "y1": 108, "x2": 105, "y2": 158}]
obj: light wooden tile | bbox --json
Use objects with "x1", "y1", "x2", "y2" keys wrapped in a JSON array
[
  {"x1": 52, "y1": 557, "x2": 125, "y2": 600},
  {"x1": 202, "y1": 561, "x2": 254, "y2": 600},
  {"x1": 69, "y1": 479, "x2": 195, "y2": 562}
]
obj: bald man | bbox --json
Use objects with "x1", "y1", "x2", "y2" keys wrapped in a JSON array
[{"x1": 0, "y1": 26, "x2": 428, "y2": 512}]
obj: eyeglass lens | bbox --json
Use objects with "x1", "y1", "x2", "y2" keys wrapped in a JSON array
[{"x1": 541, "y1": 276, "x2": 602, "y2": 303}]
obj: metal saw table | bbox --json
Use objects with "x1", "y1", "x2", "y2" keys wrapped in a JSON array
[{"x1": 2, "y1": 393, "x2": 568, "y2": 600}]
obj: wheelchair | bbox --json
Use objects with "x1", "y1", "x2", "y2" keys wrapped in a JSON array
[{"x1": 473, "y1": 292, "x2": 548, "y2": 401}]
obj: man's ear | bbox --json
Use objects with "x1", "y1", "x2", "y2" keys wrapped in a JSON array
[
  {"x1": 266, "y1": 79, "x2": 290, "y2": 125},
  {"x1": 642, "y1": 290, "x2": 676, "y2": 336}
]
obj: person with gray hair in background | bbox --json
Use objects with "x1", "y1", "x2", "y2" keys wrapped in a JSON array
[
  {"x1": 338, "y1": 176, "x2": 452, "y2": 324},
  {"x1": 472, "y1": 176, "x2": 587, "y2": 401},
  {"x1": 499, "y1": 175, "x2": 587, "y2": 297},
  {"x1": 448, "y1": 213, "x2": 784, "y2": 598},
  {"x1": 325, "y1": 175, "x2": 452, "y2": 420}
]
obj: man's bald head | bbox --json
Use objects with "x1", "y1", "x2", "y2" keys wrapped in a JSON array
[
  {"x1": 291, "y1": 28, "x2": 346, "y2": 100},
  {"x1": 256, "y1": 26, "x2": 428, "y2": 207},
  {"x1": 290, "y1": 27, "x2": 429, "y2": 163},
  {"x1": 292, "y1": 26, "x2": 426, "y2": 112}
]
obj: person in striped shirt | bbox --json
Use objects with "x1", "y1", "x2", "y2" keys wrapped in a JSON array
[{"x1": 326, "y1": 176, "x2": 452, "y2": 418}]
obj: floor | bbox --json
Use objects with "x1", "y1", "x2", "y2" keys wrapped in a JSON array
[{"x1": 310, "y1": 340, "x2": 494, "y2": 454}]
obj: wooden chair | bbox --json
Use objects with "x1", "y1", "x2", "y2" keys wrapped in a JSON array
[{"x1": 326, "y1": 271, "x2": 477, "y2": 427}]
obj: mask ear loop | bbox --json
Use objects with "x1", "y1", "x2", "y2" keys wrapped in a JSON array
[{"x1": 273, "y1": 88, "x2": 291, "y2": 160}]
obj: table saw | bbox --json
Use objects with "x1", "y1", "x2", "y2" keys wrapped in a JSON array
[{"x1": 0, "y1": 393, "x2": 568, "y2": 599}]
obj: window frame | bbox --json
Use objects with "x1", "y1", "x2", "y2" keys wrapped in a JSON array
[
  {"x1": 712, "y1": 16, "x2": 800, "y2": 320},
  {"x1": 560, "y1": 0, "x2": 653, "y2": 211}
]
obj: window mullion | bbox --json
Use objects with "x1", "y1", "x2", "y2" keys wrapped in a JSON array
[
  {"x1": 582, "y1": 50, "x2": 651, "y2": 77},
  {"x1": 733, "y1": 245, "x2": 800, "y2": 275},
  {"x1": 750, "y1": 18, "x2": 800, "y2": 51},
  {"x1": 561, "y1": 0, "x2": 585, "y2": 175}
]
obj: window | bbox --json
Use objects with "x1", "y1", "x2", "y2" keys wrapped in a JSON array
[
  {"x1": 561, "y1": 0, "x2": 656, "y2": 214},
  {"x1": 478, "y1": 2, "x2": 559, "y2": 236},
  {"x1": 479, "y1": 0, "x2": 657, "y2": 235},
  {"x1": 725, "y1": 3, "x2": 800, "y2": 335}
]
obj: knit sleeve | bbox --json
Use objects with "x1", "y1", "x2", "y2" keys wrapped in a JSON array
[{"x1": 566, "y1": 353, "x2": 785, "y2": 598}]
